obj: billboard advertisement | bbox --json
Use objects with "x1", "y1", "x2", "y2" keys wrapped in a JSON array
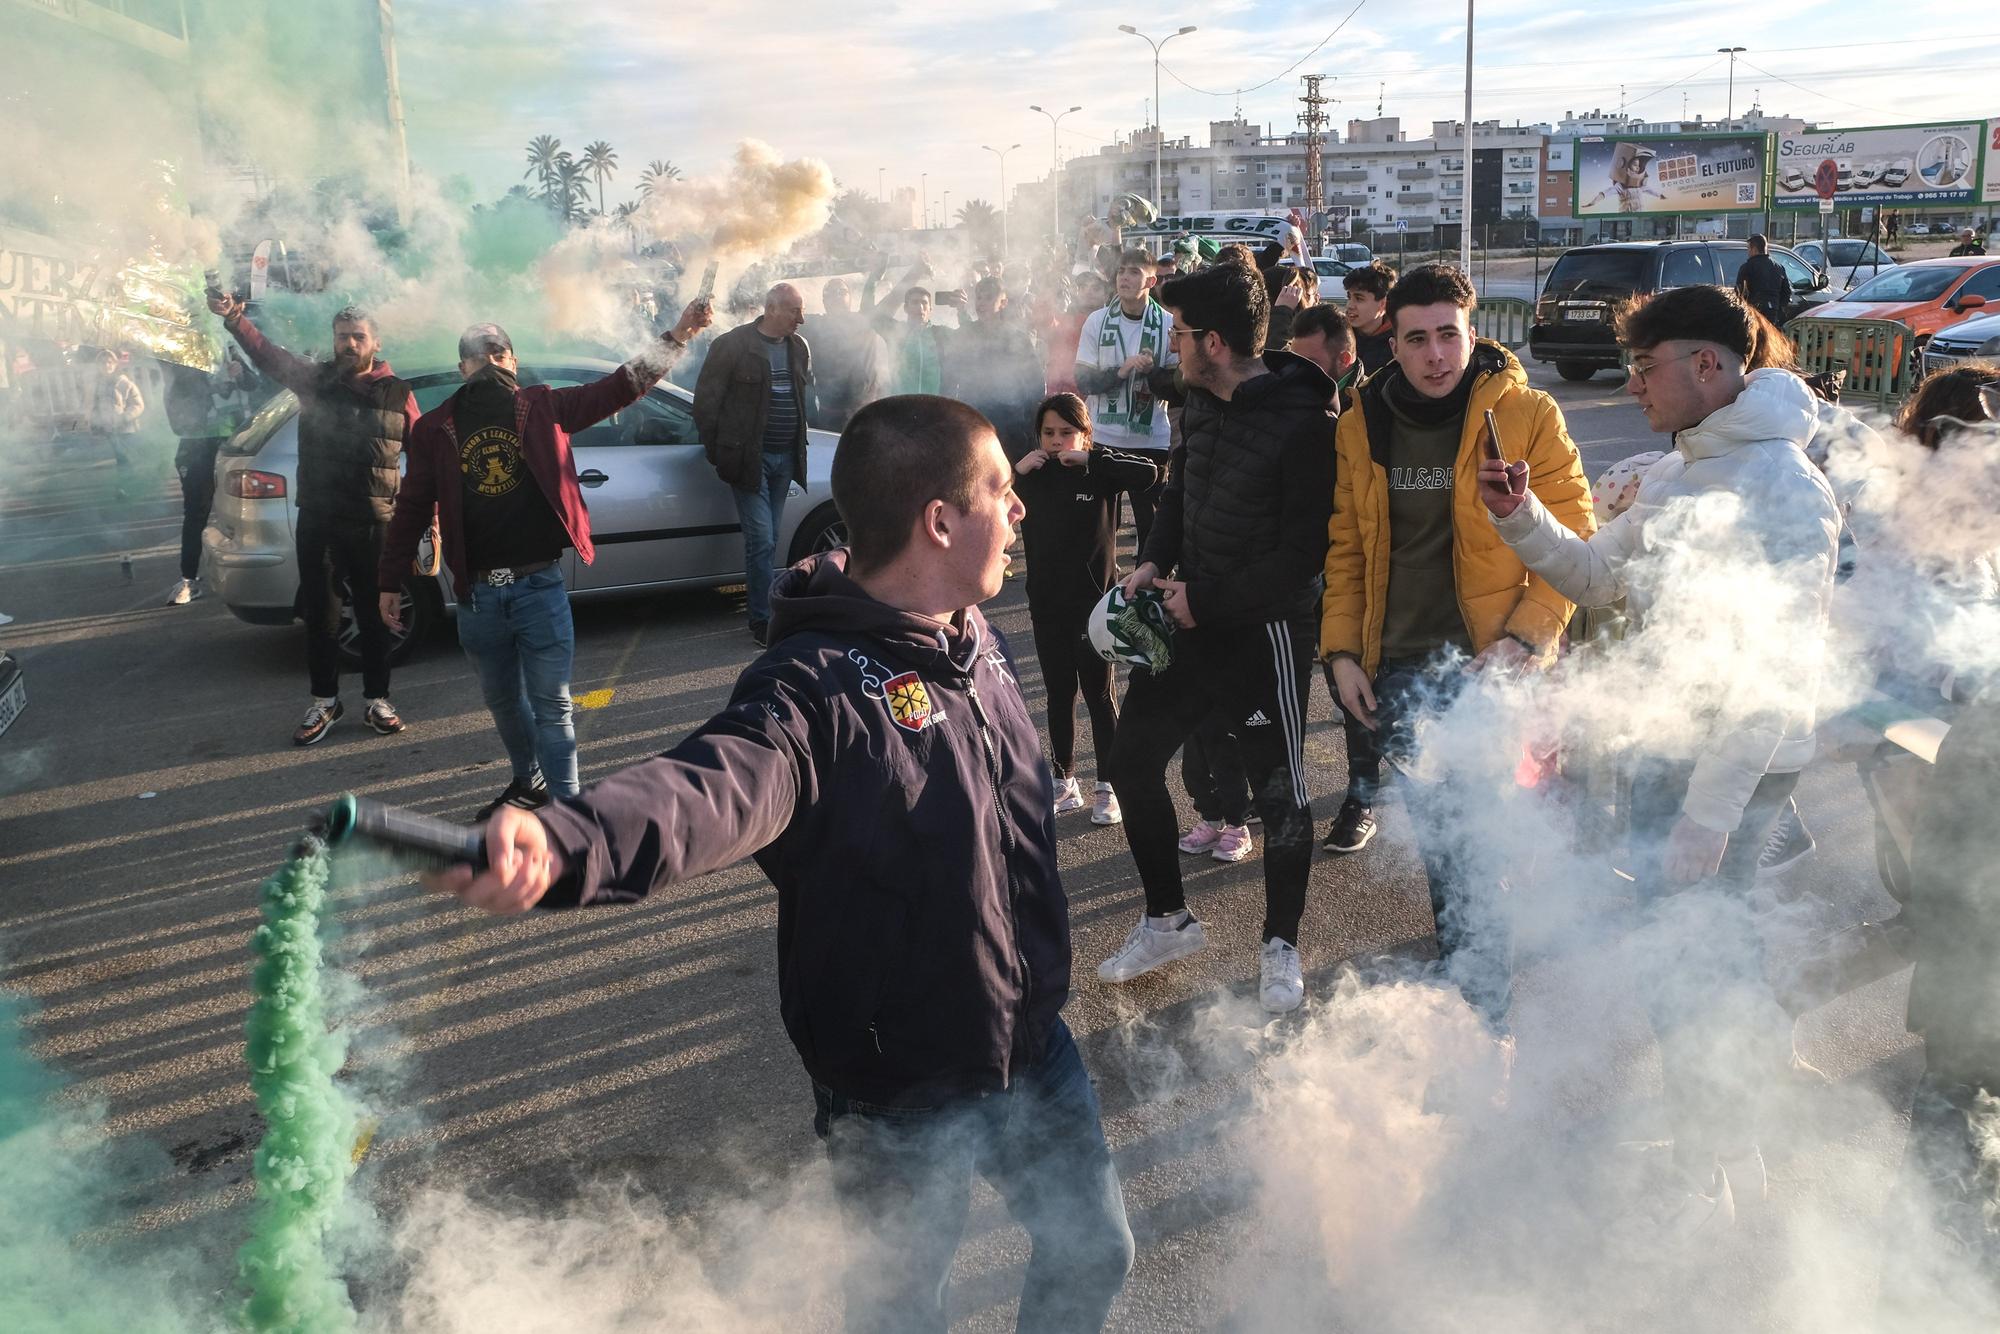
[
  {"x1": 1986, "y1": 120, "x2": 2000, "y2": 204},
  {"x1": 1774, "y1": 122, "x2": 1984, "y2": 208},
  {"x1": 1573, "y1": 133, "x2": 1767, "y2": 217}
]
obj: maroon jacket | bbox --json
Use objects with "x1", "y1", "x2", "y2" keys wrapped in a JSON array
[{"x1": 378, "y1": 350, "x2": 682, "y2": 598}]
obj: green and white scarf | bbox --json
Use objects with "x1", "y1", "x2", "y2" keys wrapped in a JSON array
[{"x1": 1095, "y1": 298, "x2": 1166, "y2": 432}]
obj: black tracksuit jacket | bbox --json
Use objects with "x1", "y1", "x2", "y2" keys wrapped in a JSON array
[
  {"x1": 534, "y1": 551, "x2": 1070, "y2": 1107},
  {"x1": 1016, "y1": 446, "x2": 1162, "y2": 614}
]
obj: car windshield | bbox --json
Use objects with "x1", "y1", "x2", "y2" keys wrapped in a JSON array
[
  {"x1": 219, "y1": 388, "x2": 300, "y2": 456},
  {"x1": 1544, "y1": 250, "x2": 1650, "y2": 298},
  {"x1": 1827, "y1": 241, "x2": 1884, "y2": 267},
  {"x1": 1842, "y1": 267, "x2": 1958, "y2": 303}
]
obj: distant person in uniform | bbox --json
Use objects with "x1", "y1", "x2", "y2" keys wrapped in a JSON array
[
  {"x1": 1734, "y1": 235, "x2": 1790, "y2": 326},
  {"x1": 1949, "y1": 227, "x2": 1986, "y2": 257}
]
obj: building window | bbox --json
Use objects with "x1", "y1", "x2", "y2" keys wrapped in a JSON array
[
  {"x1": 1235, "y1": 165, "x2": 1247, "y2": 174},
  {"x1": 1236, "y1": 188, "x2": 1248, "y2": 197},
  {"x1": 1368, "y1": 185, "x2": 1377, "y2": 194},
  {"x1": 1188, "y1": 165, "x2": 1201, "y2": 174}
]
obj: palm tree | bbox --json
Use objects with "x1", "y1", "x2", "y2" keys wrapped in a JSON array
[
  {"x1": 638, "y1": 158, "x2": 682, "y2": 197},
  {"x1": 581, "y1": 140, "x2": 619, "y2": 215},
  {"x1": 612, "y1": 200, "x2": 642, "y2": 254},
  {"x1": 553, "y1": 155, "x2": 591, "y2": 222},
  {"x1": 523, "y1": 135, "x2": 563, "y2": 197},
  {"x1": 956, "y1": 198, "x2": 999, "y2": 234}
]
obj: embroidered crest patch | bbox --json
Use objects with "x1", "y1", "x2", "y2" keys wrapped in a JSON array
[{"x1": 883, "y1": 672, "x2": 938, "y2": 733}]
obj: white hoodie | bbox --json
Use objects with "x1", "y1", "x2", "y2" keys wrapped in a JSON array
[{"x1": 1492, "y1": 369, "x2": 1843, "y2": 832}]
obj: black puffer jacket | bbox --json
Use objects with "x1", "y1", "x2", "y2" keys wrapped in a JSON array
[
  {"x1": 533, "y1": 551, "x2": 1071, "y2": 1108},
  {"x1": 1140, "y1": 348, "x2": 1337, "y2": 627}
]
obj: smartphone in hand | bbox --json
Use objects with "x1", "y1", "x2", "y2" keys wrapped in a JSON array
[{"x1": 1483, "y1": 409, "x2": 1504, "y2": 462}]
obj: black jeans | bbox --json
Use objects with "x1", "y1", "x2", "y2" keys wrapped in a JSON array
[
  {"x1": 813, "y1": 1019, "x2": 1133, "y2": 1334},
  {"x1": 174, "y1": 437, "x2": 223, "y2": 580},
  {"x1": 1107, "y1": 617, "x2": 1316, "y2": 944},
  {"x1": 1031, "y1": 611, "x2": 1117, "y2": 779},
  {"x1": 1373, "y1": 658, "x2": 1514, "y2": 1026},
  {"x1": 297, "y1": 511, "x2": 391, "y2": 701},
  {"x1": 1182, "y1": 707, "x2": 1251, "y2": 827}
]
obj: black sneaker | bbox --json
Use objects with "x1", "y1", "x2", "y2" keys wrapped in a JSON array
[
  {"x1": 748, "y1": 619, "x2": 769, "y2": 648},
  {"x1": 1756, "y1": 805, "x2": 1815, "y2": 879},
  {"x1": 1322, "y1": 797, "x2": 1377, "y2": 854},
  {"x1": 293, "y1": 698, "x2": 344, "y2": 746},
  {"x1": 476, "y1": 776, "x2": 550, "y2": 820}
]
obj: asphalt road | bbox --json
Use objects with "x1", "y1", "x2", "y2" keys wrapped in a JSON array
[{"x1": 0, "y1": 363, "x2": 1929, "y2": 1330}]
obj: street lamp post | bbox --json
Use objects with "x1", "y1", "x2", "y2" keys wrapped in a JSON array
[
  {"x1": 1030, "y1": 103, "x2": 1083, "y2": 253},
  {"x1": 1117, "y1": 24, "x2": 1196, "y2": 209},
  {"x1": 982, "y1": 143, "x2": 1022, "y2": 257},
  {"x1": 1461, "y1": 0, "x2": 1474, "y2": 271},
  {"x1": 1717, "y1": 47, "x2": 1746, "y2": 124},
  {"x1": 943, "y1": 190, "x2": 951, "y2": 232},
  {"x1": 877, "y1": 166, "x2": 885, "y2": 203}
]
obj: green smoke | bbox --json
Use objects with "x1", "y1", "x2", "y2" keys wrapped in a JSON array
[{"x1": 238, "y1": 837, "x2": 365, "y2": 1333}]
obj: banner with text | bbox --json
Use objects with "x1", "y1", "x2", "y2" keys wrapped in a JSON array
[
  {"x1": 1986, "y1": 121, "x2": 2000, "y2": 204},
  {"x1": 1775, "y1": 122, "x2": 1984, "y2": 208},
  {"x1": 1573, "y1": 133, "x2": 1767, "y2": 217}
]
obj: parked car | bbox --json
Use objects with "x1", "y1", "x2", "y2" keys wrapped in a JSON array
[
  {"x1": 1322, "y1": 242, "x2": 1374, "y2": 265},
  {"x1": 1808, "y1": 257, "x2": 2000, "y2": 344},
  {"x1": 1529, "y1": 239, "x2": 1830, "y2": 380},
  {"x1": 202, "y1": 356, "x2": 845, "y2": 667},
  {"x1": 1792, "y1": 238, "x2": 1897, "y2": 295},
  {"x1": 1779, "y1": 165, "x2": 1809, "y2": 193},
  {"x1": 1311, "y1": 257, "x2": 1355, "y2": 283},
  {"x1": 1919, "y1": 309, "x2": 2000, "y2": 376},
  {"x1": 0, "y1": 650, "x2": 23, "y2": 743},
  {"x1": 1878, "y1": 159, "x2": 1913, "y2": 188}
]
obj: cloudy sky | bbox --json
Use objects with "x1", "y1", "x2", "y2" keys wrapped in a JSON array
[{"x1": 394, "y1": 0, "x2": 1999, "y2": 224}]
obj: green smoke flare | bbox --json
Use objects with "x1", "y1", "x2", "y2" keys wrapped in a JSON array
[{"x1": 238, "y1": 836, "x2": 362, "y2": 1333}]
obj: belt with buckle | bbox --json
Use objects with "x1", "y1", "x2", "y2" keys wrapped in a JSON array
[{"x1": 475, "y1": 560, "x2": 555, "y2": 587}]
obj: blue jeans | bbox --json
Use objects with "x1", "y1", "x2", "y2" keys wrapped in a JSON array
[
  {"x1": 455, "y1": 566, "x2": 578, "y2": 796},
  {"x1": 734, "y1": 451, "x2": 794, "y2": 625},
  {"x1": 812, "y1": 1019, "x2": 1133, "y2": 1334}
]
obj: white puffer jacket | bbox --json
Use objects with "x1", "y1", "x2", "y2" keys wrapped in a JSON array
[{"x1": 1492, "y1": 369, "x2": 1842, "y2": 832}]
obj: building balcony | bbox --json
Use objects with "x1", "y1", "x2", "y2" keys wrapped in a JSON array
[
  {"x1": 1397, "y1": 191, "x2": 1435, "y2": 205},
  {"x1": 1329, "y1": 192, "x2": 1369, "y2": 207},
  {"x1": 1328, "y1": 167, "x2": 1368, "y2": 182},
  {"x1": 1397, "y1": 167, "x2": 1435, "y2": 181}
]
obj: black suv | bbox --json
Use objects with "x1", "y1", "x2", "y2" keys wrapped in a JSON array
[{"x1": 1529, "y1": 240, "x2": 1831, "y2": 380}]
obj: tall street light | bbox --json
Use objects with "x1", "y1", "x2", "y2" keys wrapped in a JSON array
[
  {"x1": 1718, "y1": 47, "x2": 1746, "y2": 123},
  {"x1": 1460, "y1": 0, "x2": 1474, "y2": 271},
  {"x1": 983, "y1": 143, "x2": 1022, "y2": 256},
  {"x1": 1118, "y1": 24, "x2": 1196, "y2": 209},
  {"x1": 1030, "y1": 103, "x2": 1083, "y2": 251}
]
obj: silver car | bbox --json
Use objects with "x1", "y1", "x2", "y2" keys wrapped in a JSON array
[
  {"x1": 203, "y1": 356, "x2": 845, "y2": 664},
  {"x1": 1921, "y1": 311, "x2": 2000, "y2": 376}
]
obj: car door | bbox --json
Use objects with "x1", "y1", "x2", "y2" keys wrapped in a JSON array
[
  {"x1": 1939, "y1": 264, "x2": 2000, "y2": 333},
  {"x1": 535, "y1": 370, "x2": 742, "y2": 592},
  {"x1": 1773, "y1": 250, "x2": 1825, "y2": 320}
]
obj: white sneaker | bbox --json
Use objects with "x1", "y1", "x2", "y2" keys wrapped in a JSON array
[
  {"x1": 1097, "y1": 911, "x2": 1207, "y2": 982},
  {"x1": 1090, "y1": 782, "x2": 1122, "y2": 825},
  {"x1": 166, "y1": 577, "x2": 200, "y2": 606},
  {"x1": 1211, "y1": 824, "x2": 1254, "y2": 863},
  {"x1": 1178, "y1": 818, "x2": 1223, "y2": 854},
  {"x1": 1259, "y1": 938, "x2": 1305, "y2": 1013},
  {"x1": 1052, "y1": 775, "x2": 1086, "y2": 815}
]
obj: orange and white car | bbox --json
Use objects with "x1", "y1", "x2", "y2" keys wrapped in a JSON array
[{"x1": 1809, "y1": 256, "x2": 2000, "y2": 343}]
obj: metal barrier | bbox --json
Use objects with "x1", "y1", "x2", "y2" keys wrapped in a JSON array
[
  {"x1": 1476, "y1": 297, "x2": 1534, "y2": 350},
  {"x1": 1785, "y1": 316, "x2": 1918, "y2": 413}
]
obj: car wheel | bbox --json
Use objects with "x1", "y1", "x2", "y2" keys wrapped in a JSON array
[
  {"x1": 786, "y1": 501, "x2": 847, "y2": 567},
  {"x1": 1556, "y1": 361, "x2": 1597, "y2": 382},
  {"x1": 336, "y1": 573, "x2": 437, "y2": 670}
]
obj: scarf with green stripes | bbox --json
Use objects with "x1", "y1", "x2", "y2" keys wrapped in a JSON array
[{"x1": 1095, "y1": 298, "x2": 1166, "y2": 432}]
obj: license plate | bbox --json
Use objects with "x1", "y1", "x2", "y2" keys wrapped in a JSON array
[
  {"x1": 1564, "y1": 307, "x2": 1603, "y2": 322},
  {"x1": 1924, "y1": 353, "x2": 1960, "y2": 375},
  {"x1": 0, "y1": 673, "x2": 24, "y2": 738}
]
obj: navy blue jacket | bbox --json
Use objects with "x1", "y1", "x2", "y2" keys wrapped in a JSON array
[{"x1": 534, "y1": 551, "x2": 1071, "y2": 1107}]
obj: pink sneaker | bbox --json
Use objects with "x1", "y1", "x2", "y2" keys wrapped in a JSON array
[
  {"x1": 1178, "y1": 819, "x2": 1223, "y2": 854},
  {"x1": 1211, "y1": 824, "x2": 1255, "y2": 863}
]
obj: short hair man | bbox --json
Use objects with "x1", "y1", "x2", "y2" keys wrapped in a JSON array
[
  {"x1": 807, "y1": 276, "x2": 889, "y2": 431},
  {"x1": 1476, "y1": 282, "x2": 1840, "y2": 1220},
  {"x1": 1949, "y1": 227, "x2": 1986, "y2": 257},
  {"x1": 428, "y1": 395, "x2": 1134, "y2": 1332},
  {"x1": 378, "y1": 302, "x2": 711, "y2": 816},
  {"x1": 1735, "y1": 234, "x2": 1789, "y2": 325},
  {"x1": 1100, "y1": 254, "x2": 1338, "y2": 1014},
  {"x1": 693, "y1": 283, "x2": 816, "y2": 647},
  {"x1": 1322, "y1": 264, "x2": 1593, "y2": 1031},
  {"x1": 211, "y1": 291, "x2": 418, "y2": 745},
  {"x1": 1289, "y1": 304, "x2": 1360, "y2": 395},
  {"x1": 945, "y1": 275, "x2": 1045, "y2": 463},
  {"x1": 1073, "y1": 248, "x2": 1178, "y2": 552},
  {"x1": 1342, "y1": 260, "x2": 1400, "y2": 375}
]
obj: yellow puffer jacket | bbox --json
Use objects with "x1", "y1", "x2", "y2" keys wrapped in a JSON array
[{"x1": 1321, "y1": 341, "x2": 1595, "y2": 674}]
